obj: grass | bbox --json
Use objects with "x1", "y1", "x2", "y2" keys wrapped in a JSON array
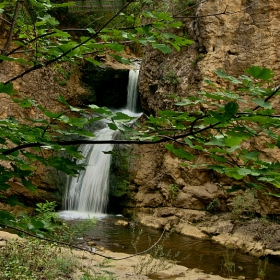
[
  {"x1": 0, "y1": 237, "x2": 116, "y2": 280},
  {"x1": 0, "y1": 238, "x2": 76, "y2": 280}
]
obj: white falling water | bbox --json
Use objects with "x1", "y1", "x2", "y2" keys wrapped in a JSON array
[
  {"x1": 126, "y1": 69, "x2": 139, "y2": 112},
  {"x1": 60, "y1": 69, "x2": 141, "y2": 219},
  {"x1": 63, "y1": 128, "x2": 117, "y2": 213}
]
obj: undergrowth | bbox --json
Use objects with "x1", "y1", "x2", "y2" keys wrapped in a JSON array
[
  {"x1": 131, "y1": 226, "x2": 180, "y2": 275},
  {"x1": 0, "y1": 238, "x2": 77, "y2": 280}
]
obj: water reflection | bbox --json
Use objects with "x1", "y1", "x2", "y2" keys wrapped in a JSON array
[{"x1": 84, "y1": 215, "x2": 280, "y2": 279}]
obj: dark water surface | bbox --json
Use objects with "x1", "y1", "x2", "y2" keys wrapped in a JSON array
[{"x1": 84, "y1": 215, "x2": 280, "y2": 279}]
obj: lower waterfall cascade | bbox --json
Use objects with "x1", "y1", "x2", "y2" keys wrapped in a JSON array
[{"x1": 60, "y1": 69, "x2": 141, "y2": 219}]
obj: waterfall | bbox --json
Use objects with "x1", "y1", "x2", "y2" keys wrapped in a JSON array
[
  {"x1": 126, "y1": 69, "x2": 139, "y2": 113},
  {"x1": 63, "y1": 127, "x2": 117, "y2": 214},
  {"x1": 60, "y1": 68, "x2": 140, "y2": 219}
]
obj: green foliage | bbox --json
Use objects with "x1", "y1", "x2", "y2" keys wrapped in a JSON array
[
  {"x1": 168, "y1": 184, "x2": 179, "y2": 201},
  {"x1": 206, "y1": 198, "x2": 220, "y2": 213},
  {"x1": 163, "y1": 70, "x2": 180, "y2": 85},
  {"x1": 131, "y1": 226, "x2": 179, "y2": 275},
  {"x1": 0, "y1": 201, "x2": 96, "y2": 243},
  {"x1": 129, "y1": 65, "x2": 280, "y2": 196},
  {"x1": 0, "y1": 236, "x2": 114, "y2": 280},
  {"x1": 220, "y1": 249, "x2": 235, "y2": 277},
  {"x1": 109, "y1": 145, "x2": 133, "y2": 198},
  {"x1": 0, "y1": 238, "x2": 77, "y2": 280},
  {"x1": 257, "y1": 257, "x2": 268, "y2": 280},
  {"x1": 0, "y1": 0, "x2": 279, "y2": 239},
  {"x1": 230, "y1": 189, "x2": 260, "y2": 219}
]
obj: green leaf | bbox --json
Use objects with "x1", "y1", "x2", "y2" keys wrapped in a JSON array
[
  {"x1": 224, "y1": 102, "x2": 239, "y2": 117},
  {"x1": 12, "y1": 98, "x2": 34, "y2": 108},
  {"x1": 85, "y1": 57, "x2": 102, "y2": 66},
  {"x1": 37, "y1": 105, "x2": 62, "y2": 118},
  {"x1": 225, "y1": 170, "x2": 244, "y2": 180},
  {"x1": 245, "y1": 66, "x2": 274, "y2": 81},
  {"x1": 165, "y1": 144, "x2": 194, "y2": 160},
  {"x1": 107, "y1": 42, "x2": 124, "y2": 52},
  {"x1": 48, "y1": 157, "x2": 85, "y2": 176},
  {"x1": 252, "y1": 99, "x2": 272, "y2": 109},
  {"x1": 22, "y1": 179, "x2": 37, "y2": 192},
  {"x1": 6, "y1": 195, "x2": 25, "y2": 207},
  {"x1": 110, "y1": 54, "x2": 131, "y2": 64},
  {"x1": 0, "y1": 82, "x2": 14, "y2": 95},
  {"x1": 211, "y1": 154, "x2": 227, "y2": 162},
  {"x1": 112, "y1": 112, "x2": 135, "y2": 122},
  {"x1": 205, "y1": 137, "x2": 225, "y2": 147},
  {"x1": 0, "y1": 210, "x2": 15, "y2": 224},
  {"x1": 152, "y1": 43, "x2": 172, "y2": 54},
  {"x1": 57, "y1": 95, "x2": 69, "y2": 106},
  {"x1": 224, "y1": 137, "x2": 243, "y2": 147},
  {"x1": 108, "y1": 123, "x2": 118, "y2": 130},
  {"x1": 64, "y1": 146, "x2": 84, "y2": 159},
  {"x1": 242, "y1": 151, "x2": 260, "y2": 160}
]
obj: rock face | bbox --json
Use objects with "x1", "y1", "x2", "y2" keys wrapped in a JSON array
[
  {"x1": 0, "y1": 57, "x2": 88, "y2": 208},
  {"x1": 124, "y1": 0, "x2": 280, "y2": 257},
  {"x1": 0, "y1": 41, "x2": 131, "y2": 209}
]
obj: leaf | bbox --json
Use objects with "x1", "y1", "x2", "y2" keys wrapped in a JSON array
[
  {"x1": 48, "y1": 157, "x2": 85, "y2": 176},
  {"x1": 245, "y1": 66, "x2": 274, "y2": 81},
  {"x1": 112, "y1": 112, "x2": 135, "y2": 122},
  {"x1": 252, "y1": 99, "x2": 272, "y2": 109},
  {"x1": 85, "y1": 57, "x2": 102, "y2": 66},
  {"x1": 6, "y1": 195, "x2": 25, "y2": 207},
  {"x1": 0, "y1": 210, "x2": 15, "y2": 224},
  {"x1": 107, "y1": 42, "x2": 124, "y2": 52},
  {"x1": 66, "y1": 117, "x2": 88, "y2": 127},
  {"x1": 224, "y1": 102, "x2": 239, "y2": 118},
  {"x1": 22, "y1": 179, "x2": 37, "y2": 192},
  {"x1": 12, "y1": 98, "x2": 34, "y2": 108},
  {"x1": 152, "y1": 43, "x2": 172, "y2": 54},
  {"x1": 165, "y1": 144, "x2": 194, "y2": 160},
  {"x1": 242, "y1": 151, "x2": 260, "y2": 160},
  {"x1": 224, "y1": 137, "x2": 243, "y2": 147},
  {"x1": 211, "y1": 154, "x2": 227, "y2": 162},
  {"x1": 205, "y1": 137, "x2": 225, "y2": 147},
  {"x1": 0, "y1": 82, "x2": 14, "y2": 95},
  {"x1": 64, "y1": 146, "x2": 84, "y2": 159},
  {"x1": 110, "y1": 54, "x2": 131, "y2": 64},
  {"x1": 108, "y1": 123, "x2": 118, "y2": 130},
  {"x1": 225, "y1": 170, "x2": 244, "y2": 180},
  {"x1": 57, "y1": 95, "x2": 69, "y2": 106},
  {"x1": 37, "y1": 105, "x2": 62, "y2": 118}
]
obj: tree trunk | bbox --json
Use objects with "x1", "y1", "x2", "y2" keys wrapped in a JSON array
[{"x1": 1, "y1": 0, "x2": 23, "y2": 55}]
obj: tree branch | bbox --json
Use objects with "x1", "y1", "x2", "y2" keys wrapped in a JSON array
[
  {"x1": 3, "y1": 1, "x2": 134, "y2": 85},
  {"x1": 2, "y1": 121, "x2": 221, "y2": 155}
]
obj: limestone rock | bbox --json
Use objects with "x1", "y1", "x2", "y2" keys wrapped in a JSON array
[{"x1": 115, "y1": 220, "x2": 130, "y2": 227}]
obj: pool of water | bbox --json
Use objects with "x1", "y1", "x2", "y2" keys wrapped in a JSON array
[{"x1": 82, "y1": 215, "x2": 280, "y2": 279}]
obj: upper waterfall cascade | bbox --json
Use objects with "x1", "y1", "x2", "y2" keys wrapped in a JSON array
[
  {"x1": 126, "y1": 69, "x2": 139, "y2": 112},
  {"x1": 61, "y1": 69, "x2": 141, "y2": 219}
]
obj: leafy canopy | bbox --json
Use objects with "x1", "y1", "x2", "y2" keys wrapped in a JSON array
[{"x1": 0, "y1": 0, "x2": 279, "y2": 233}]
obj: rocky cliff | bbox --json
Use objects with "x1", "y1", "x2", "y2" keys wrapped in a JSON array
[{"x1": 125, "y1": 0, "x2": 280, "y2": 257}]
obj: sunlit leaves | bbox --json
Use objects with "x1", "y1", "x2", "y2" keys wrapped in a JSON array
[
  {"x1": 165, "y1": 144, "x2": 194, "y2": 160},
  {"x1": 245, "y1": 66, "x2": 274, "y2": 81},
  {"x1": 151, "y1": 43, "x2": 172, "y2": 54}
]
